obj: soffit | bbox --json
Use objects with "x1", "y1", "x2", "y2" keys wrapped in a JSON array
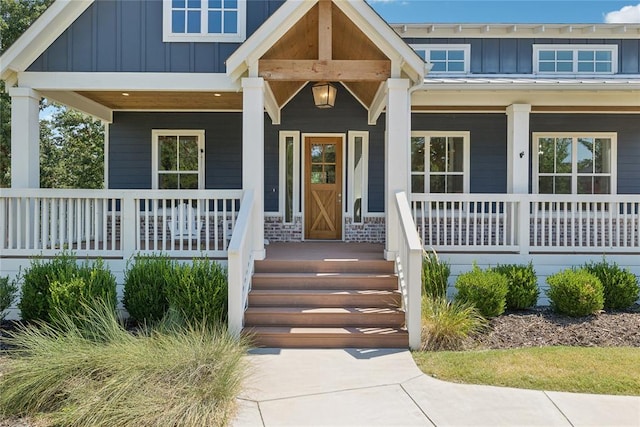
[{"x1": 76, "y1": 91, "x2": 243, "y2": 110}]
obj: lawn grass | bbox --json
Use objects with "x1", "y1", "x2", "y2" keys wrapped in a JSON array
[{"x1": 413, "y1": 346, "x2": 640, "y2": 396}]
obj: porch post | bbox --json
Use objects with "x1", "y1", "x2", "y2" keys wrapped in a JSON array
[
  {"x1": 9, "y1": 87, "x2": 41, "y2": 188},
  {"x1": 506, "y1": 104, "x2": 531, "y2": 194},
  {"x1": 385, "y1": 79, "x2": 411, "y2": 260},
  {"x1": 242, "y1": 77, "x2": 266, "y2": 260}
]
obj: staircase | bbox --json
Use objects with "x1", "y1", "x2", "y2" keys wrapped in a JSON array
[{"x1": 243, "y1": 250, "x2": 409, "y2": 348}]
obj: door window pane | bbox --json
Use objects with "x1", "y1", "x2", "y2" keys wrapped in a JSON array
[
  {"x1": 430, "y1": 137, "x2": 447, "y2": 172},
  {"x1": 411, "y1": 137, "x2": 425, "y2": 172},
  {"x1": 159, "y1": 136, "x2": 178, "y2": 171}
]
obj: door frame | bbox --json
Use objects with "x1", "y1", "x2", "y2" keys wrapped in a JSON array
[{"x1": 301, "y1": 133, "x2": 346, "y2": 241}]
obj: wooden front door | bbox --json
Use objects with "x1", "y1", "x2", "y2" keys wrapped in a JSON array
[{"x1": 305, "y1": 137, "x2": 343, "y2": 240}]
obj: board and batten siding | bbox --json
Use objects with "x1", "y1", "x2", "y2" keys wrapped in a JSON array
[
  {"x1": 403, "y1": 38, "x2": 640, "y2": 74},
  {"x1": 108, "y1": 112, "x2": 242, "y2": 190},
  {"x1": 264, "y1": 83, "x2": 386, "y2": 213},
  {"x1": 28, "y1": 0, "x2": 285, "y2": 73}
]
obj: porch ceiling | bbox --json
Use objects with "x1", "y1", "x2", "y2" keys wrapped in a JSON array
[{"x1": 75, "y1": 91, "x2": 243, "y2": 110}]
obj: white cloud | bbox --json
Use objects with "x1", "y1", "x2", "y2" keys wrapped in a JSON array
[{"x1": 604, "y1": 3, "x2": 640, "y2": 23}]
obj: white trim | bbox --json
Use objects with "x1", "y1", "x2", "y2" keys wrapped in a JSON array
[
  {"x1": 278, "y1": 131, "x2": 301, "y2": 224},
  {"x1": 39, "y1": 90, "x2": 113, "y2": 123},
  {"x1": 104, "y1": 123, "x2": 110, "y2": 189},
  {"x1": 347, "y1": 131, "x2": 369, "y2": 224},
  {"x1": 301, "y1": 133, "x2": 346, "y2": 241},
  {"x1": 151, "y1": 130, "x2": 205, "y2": 190},
  {"x1": 411, "y1": 131, "x2": 471, "y2": 194},
  {"x1": 532, "y1": 132, "x2": 618, "y2": 195},
  {"x1": 533, "y1": 44, "x2": 619, "y2": 75},
  {"x1": 162, "y1": 0, "x2": 246, "y2": 43},
  {"x1": 410, "y1": 44, "x2": 471, "y2": 75}
]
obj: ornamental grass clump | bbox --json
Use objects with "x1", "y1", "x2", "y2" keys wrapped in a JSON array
[
  {"x1": 454, "y1": 265, "x2": 508, "y2": 318},
  {"x1": 422, "y1": 249, "x2": 451, "y2": 300},
  {"x1": 546, "y1": 269, "x2": 604, "y2": 317},
  {"x1": 493, "y1": 263, "x2": 539, "y2": 310},
  {"x1": 421, "y1": 296, "x2": 487, "y2": 351},
  {"x1": 0, "y1": 302, "x2": 248, "y2": 427},
  {"x1": 583, "y1": 259, "x2": 639, "y2": 310}
]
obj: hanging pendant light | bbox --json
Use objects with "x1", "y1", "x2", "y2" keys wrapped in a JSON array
[{"x1": 312, "y1": 81, "x2": 337, "y2": 109}]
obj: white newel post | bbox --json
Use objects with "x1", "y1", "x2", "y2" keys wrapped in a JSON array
[
  {"x1": 506, "y1": 104, "x2": 532, "y2": 255},
  {"x1": 9, "y1": 87, "x2": 41, "y2": 189},
  {"x1": 242, "y1": 77, "x2": 266, "y2": 260},
  {"x1": 385, "y1": 79, "x2": 411, "y2": 260}
]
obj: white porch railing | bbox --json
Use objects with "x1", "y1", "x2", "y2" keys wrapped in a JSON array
[
  {"x1": 227, "y1": 190, "x2": 256, "y2": 337},
  {"x1": 394, "y1": 191, "x2": 422, "y2": 350},
  {"x1": 0, "y1": 188, "x2": 243, "y2": 259},
  {"x1": 412, "y1": 193, "x2": 640, "y2": 254}
]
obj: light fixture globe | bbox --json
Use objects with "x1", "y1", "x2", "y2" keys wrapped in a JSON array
[{"x1": 312, "y1": 81, "x2": 337, "y2": 109}]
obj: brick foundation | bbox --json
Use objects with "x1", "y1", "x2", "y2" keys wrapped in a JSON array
[{"x1": 264, "y1": 215, "x2": 386, "y2": 243}]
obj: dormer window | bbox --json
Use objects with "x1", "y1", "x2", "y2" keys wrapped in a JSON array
[
  {"x1": 533, "y1": 45, "x2": 617, "y2": 74},
  {"x1": 411, "y1": 44, "x2": 470, "y2": 74},
  {"x1": 163, "y1": 0, "x2": 246, "y2": 43}
]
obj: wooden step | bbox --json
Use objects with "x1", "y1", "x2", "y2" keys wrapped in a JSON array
[
  {"x1": 254, "y1": 259, "x2": 395, "y2": 275},
  {"x1": 251, "y1": 273, "x2": 398, "y2": 290},
  {"x1": 244, "y1": 307, "x2": 405, "y2": 328},
  {"x1": 244, "y1": 326, "x2": 409, "y2": 349},
  {"x1": 248, "y1": 289, "x2": 402, "y2": 308}
]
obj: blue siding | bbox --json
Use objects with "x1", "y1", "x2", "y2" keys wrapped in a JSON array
[
  {"x1": 109, "y1": 112, "x2": 242, "y2": 190},
  {"x1": 411, "y1": 114, "x2": 508, "y2": 193},
  {"x1": 28, "y1": 0, "x2": 285, "y2": 73},
  {"x1": 404, "y1": 38, "x2": 640, "y2": 74},
  {"x1": 530, "y1": 114, "x2": 640, "y2": 194}
]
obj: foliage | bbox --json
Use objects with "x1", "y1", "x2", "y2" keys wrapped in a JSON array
[
  {"x1": 0, "y1": 275, "x2": 18, "y2": 321},
  {"x1": 166, "y1": 259, "x2": 229, "y2": 326},
  {"x1": 0, "y1": 302, "x2": 248, "y2": 427},
  {"x1": 546, "y1": 269, "x2": 604, "y2": 317},
  {"x1": 413, "y1": 346, "x2": 640, "y2": 396},
  {"x1": 421, "y1": 296, "x2": 486, "y2": 351},
  {"x1": 492, "y1": 263, "x2": 539, "y2": 310},
  {"x1": 454, "y1": 266, "x2": 508, "y2": 318},
  {"x1": 123, "y1": 254, "x2": 174, "y2": 323},
  {"x1": 583, "y1": 259, "x2": 640, "y2": 310},
  {"x1": 421, "y1": 249, "x2": 450, "y2": 300}
]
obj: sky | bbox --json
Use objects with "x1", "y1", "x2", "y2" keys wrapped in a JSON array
[{"x1": 366, "y1": 1, "x2": 640, "y2": 24}]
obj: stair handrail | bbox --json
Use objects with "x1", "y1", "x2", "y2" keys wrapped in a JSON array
[{"x1": 394, "y1": 191, "x2": 423, "y2": 350}]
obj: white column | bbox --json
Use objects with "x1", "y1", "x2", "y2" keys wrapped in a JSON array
[
  {"x1": 506, "y1": 104, "x2": 531, "y2": 194},
  {"x1": 9, "y1": 87, "x2": 41, "y2": 188},
  {"x1": 242, "y1": 77, "x2": 265, "y2": 260},
  {"x1": 385, "y1": 79, "x2": 411, "y2": 260}
]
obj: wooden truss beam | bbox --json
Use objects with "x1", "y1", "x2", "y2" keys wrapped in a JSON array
[{"x1": 258, "y1": 59, "x2": 391, "y2": 82}]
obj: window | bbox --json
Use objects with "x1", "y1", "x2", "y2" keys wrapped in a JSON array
[
  {"x1": 533, "y1": 45, "x2": 617, "y2": 74},
  {"x1": 533, "y1": 133, "x2": 617, "y2": 194},
  {"x1": 411, "y1": 44, "x2": 470, "y2": 74},
  {"x1": 348, "y1": 131, "x2": 369, "y2": 224},
  {"x1": 163, "y1": 0, "x2": 246, "y2": 42},
  {"x1": 411, "y1": 132, "x2": 470, "y2": 193},
  {"x1": 152, "y1": 130, "x2": 205, "y2": 190},
  {"x1": 279, "y1": 131, "x2": 300, "y2": 224}
]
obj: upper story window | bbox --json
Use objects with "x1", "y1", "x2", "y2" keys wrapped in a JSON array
[
  {"x1": 411, "y1": 44, "x2": 470, "y2": 74},
  {"x1": 411, "y1": 132, "x2": 470, "y2": 194},
  {"x1": 533, "y1": 45, "x2": 618, "y2": 74},
  {"x1": 163, "y1": 0, "x2": 246, "y2": 43}
]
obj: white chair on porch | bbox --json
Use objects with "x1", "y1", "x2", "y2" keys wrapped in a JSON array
[{"x1": 167, "y1": 203, "x2": 203, "y2": 241}]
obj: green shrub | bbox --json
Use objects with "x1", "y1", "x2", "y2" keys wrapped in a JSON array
[
  {"x1": 583, "y1": 260, "x2": 639, "y2": 310},
  {"x1": 546, "y1": 269, "x2": 604, "y2": 317},
  {"x1": 421, "y1": 296, "x2": 486, "y2": 351},
  {"x1": 493, "y1": 263, "x2": 539, "y2": 310},
  {"x1": 166, "y1": 259, "x2": 228, "y2": 325},
  {"x1": 454, "y1": 266, "x2": 508, "y2": 318},
  {"x1": 18, "y1": 252, "x2": 79, "y2": 322},
  {"x1": 422, "y1": 249, "x2": 450, "y2": 300},
  {"x1": 0, "y1": 276, "x2": 18, "y2": 322},
  {"x1": 123, "y1": 254, "x2": 174, "y2": 323}
]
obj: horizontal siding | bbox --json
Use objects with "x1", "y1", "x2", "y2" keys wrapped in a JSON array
[
  {"x1": 109, "y1": 112, "x2": 242, "y2": 190},
  {"x1": 403, "y1": 38, "x2": 640, "y2": 74},
  {"x1": 28, "y1": 0, "x2": 285, "y2": 73}
]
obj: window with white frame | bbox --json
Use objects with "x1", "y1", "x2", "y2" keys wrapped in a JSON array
[
  {"x1": 533, "y1": 133, "x2": 617, "y2": 195},
  {"x1": 152, "y1": 130, "x2": 205, "y2": 190},
  {"x1": 533, "y1": 45, "x2": 618, "y2": 74},
  {"x1": 348, "y1": 131, "x2": 369, "y2": 224},
  {"x1": 163, "y1": 0, "x2": 246, "y2": 42},
  {"x1": 279, "y1": 131, "x2": 300, "y2": 224},
  {"x1": 411, "y1": 44, "x2": 470, "y2": 73},
  {"x1": 411, "y1": 132, "x2": 470, "y2": 193}
]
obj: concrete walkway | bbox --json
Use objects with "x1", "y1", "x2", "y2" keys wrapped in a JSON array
[{"x1": 232, "y1": 348, "x2": 640, "y2": 427}]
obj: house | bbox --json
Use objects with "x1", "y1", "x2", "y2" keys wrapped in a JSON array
[{"x1": 1, "y1": 0, "x2": 639, "y2": 349}]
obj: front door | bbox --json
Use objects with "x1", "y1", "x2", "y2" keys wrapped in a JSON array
[{"x1": 305, "y1": 137, "x2": 343, "y2": 240}]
